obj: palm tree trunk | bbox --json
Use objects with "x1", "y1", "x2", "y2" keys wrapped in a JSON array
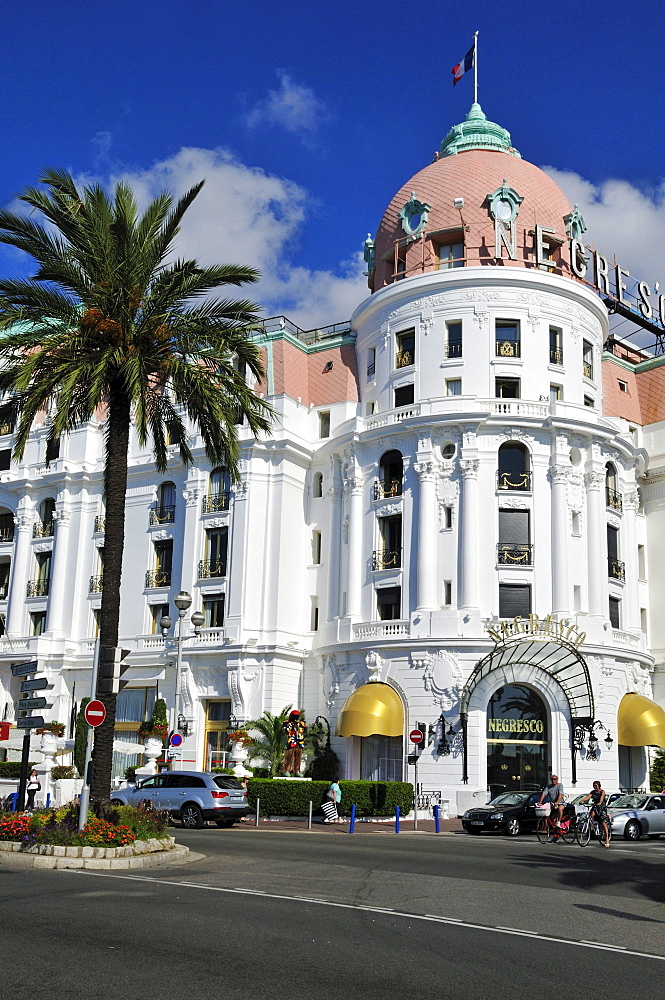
[{"x1": 90, "y1": 383, "x2": 131, "y2": 800}]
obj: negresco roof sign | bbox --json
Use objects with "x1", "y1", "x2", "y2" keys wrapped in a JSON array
[{"x1": 485, "y1": 614, "x2": 586, "y2": 649}]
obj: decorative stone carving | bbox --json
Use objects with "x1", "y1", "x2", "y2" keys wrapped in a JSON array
[
  {"x1": 460, "y1": 458, "x2": 479, "y2": 479},
  {"x1": 52, "y1": 509, "x2": 70, "y2": 527},
  {"x1": 417, "y1": 429, "x2": 432, "y2": 451},
  {"x1": 33, "y1": 542, "x2": 53, "y2": 553},
  {"x1": 415, "y1": 649, "x2": 463, "y2": 710},
  {"x1": 202, "y1": 517, "x2": 227, "y2": 529},
  {"x1": 151, "y1": 529, "x2": 173, "y2": 541},
  {"x1": 322, "y1": 653, "x2": 341, "y2": 709},
  {"x1": 607, "y1": 513, "x2": 621, "y2": 530},
  {"x1": 497, "y1": 496, "x2": 530, "y2": 509},
  {"x1": 566, "y1": 474, "x2": 585, "y2": 511},
  {"x1": 365, "y1": 650, "x2": 383, "y2": 682},
  {"x1": 414, "y1": 460, "x2": 436, "y2": 481},
  {"x1": 623, "y1": 490, "x2": 640, "y2": 512},
  {"x1": 183, "y1": 488, "x2": 201, "y2": 506},
  {"x1": 629, "y1": 662, "x2": 652, "y2": 697},
  {"x1": 584, "y1": 471, "x2": 605, "y2": 490},
  {"x1": 380, "y1": 322, "x2": 390, "y2": 350},
  {"x1": 228, "y1": 666, "x2": 244, "y2": 718},
  {"x1": 461, "y1": 425, "x2": 477, "y2": 448},
  {"x1": 548, "y1": 465, "x2": 570, "y2": 486},
  {"x1": 16, "y1": 514, "x2": 35, "y2": 532},
  {"x1": 234, "y1": 480, "x2": 249, "y2": 498},
  {"x1": 375, "y1": 501, "x2": 401, "y2": 517}
]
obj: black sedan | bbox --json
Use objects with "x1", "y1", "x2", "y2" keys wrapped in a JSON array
[{"x1": 462, "y1": 791, "x2": 542, "y2": 836}]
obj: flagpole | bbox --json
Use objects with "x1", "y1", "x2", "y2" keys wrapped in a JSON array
[{"x1": 474, "y1": 31, "x2": 478, "y2": 104}]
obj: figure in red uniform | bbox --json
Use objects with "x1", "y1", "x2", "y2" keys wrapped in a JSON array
[{"x1": 281, "y1": 709, "x2": 307, "y2": 775}]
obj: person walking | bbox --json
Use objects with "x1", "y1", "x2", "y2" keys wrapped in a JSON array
[
  {"x1": 579, "y1": 780, "x2": 611, "y2": 847},
  {"x1": 26, "y1": 770, "x2": 40, "y2": 811},
  {"x1": 322, "y1": 777, "x2": 342, "y2": 823}
]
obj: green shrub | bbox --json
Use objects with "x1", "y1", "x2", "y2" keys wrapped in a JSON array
[
  {"x1": 124, "y1": 766, "x2": 137, "y2": 783},
  {"x1": 650, "y1": 750, "x2": 665, "y2": 792},
  {"x1": 114, "y1": 803, "x2": 169, "y2": 840},
  {"x1": 246, "y1": 779, "x2": 413, "y2": 817},
  {"x1": 211, "y1": 767, "x2": 236, "y2": 774},
  {"x1": 0, "y1": 762, "x2": 35, "y2": 779},
  {"x1": 51, "y1": 766, "x2": 75, "y2": 781},
  {"x1": 74, "y1": 698, "x2": 90, "y2": 777}
]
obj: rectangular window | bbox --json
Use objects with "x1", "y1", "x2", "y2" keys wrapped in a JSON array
[
  {"x1": 30, "y1": 610, "x2": 47, "y2": 636},
  {"x1": 396, "y1": 328, "x2": 415, "y2": 369},
  {"x1": 549, "y1": 326, "x2": 563, "y2": 366},
  {"x1": 638, "y1": 544, "x2": 646, "y2": 580},
  {"x1": 310, "y1": 599, "x2": 319, "y2": 632},
  {"x1": 36, "y1": 551, "x2": 52, "y2": 583},
  {"x1": 495, "y1": 378, "x2": 520, "y2": 399},
  {"x1": 573, "y1": 585, "x2": 582, "y2": 612},
  {"x1": 45, "y1": 438, "x2": 60, "y2": 464},
  {"x1": 366, "y1": 401, "x2": 376, "y2": 415},
  {"x1": 495, "y1": 320, "x2": 520, "y2": 358},
  {"x1": 318, "y1": 410, "x2": 330, "y2": 438},
  {"x1": 583, "y1": 395, "x2": 595, "y2": 408},
  {"x1": 437, "y1": 241, "x2": 464, "y2": 269},
  {"x1": 394, "y1": 384, "x2": 414, "y2": 408},
  {"x1": 0, "y1": 450, "x2": 10, "y2": 472},
  {"x1": 376, "y1": 515, "x2": 401, "y2": 569},
  {"x1": 116, "y1": 687, "x2": 156, "y2": 724},
  {"x1": 607, "y1": 524, "x2": 619, "y2": 560},
  {"x1": 445, "y1": 321, "x2": 463, "y2": 359},
  {"x1": 571, "y1": 512, "x2": 581, "y2": 536},
  {"x1": 498, "y1": 584, "x2": 531, "y2": 619},
  {"x1": 377, "y1": 586, "x2": 401, "y2": 621},
  {"x1": 442, "y1": 580, "x2": 452, "y2": 605},
  {"x1": 583, "y1": 340, "x2": 594, "y2": 380},
  {"x1": 207, "y1": 700, "x2": 231, "y2": 723},
  {"x1": 498, "y1": 509, "x2": 531, "y2": 565},
  {"x1": 203, "y1": 595, "x2": 225, "y2": 629},
  {"x1": 640, "y1": 607, "x2": 648, "y2": 633},
  {"x1": 367, "y1": 348, "x2": 376, "y2": 381},
  {"x1": 0, "y1": 560, "x2": 10, "y2": 599},
  {"x1": 92, "y1": 607, "x2": 101, "y2": 638},
  {"x1": 618, "y1": 379, "x2": 628, "y2": 393},
  {"x1": 154, "y1": 540, "x2": 173, "y2": 576},
  {"x1": 312, "y1": 530, "x2": 322, "y2": 565},
  {"x1": 609, "y1": 596, "x2": 620, "y2": 629},
  {"x1": 205, "y1": 527, "x2": 228, "y2": 577},
  {"x1": 150, "y1": 603, "x2": 170, "y2": 635},
  {"x1": 442, "y1": 506, "x2": 453, "y2": 529},
  {"x1": 550, "y1": 384, "x2": 562, "y2": 403},
  {"x1": 446, "y1": 378, "x2": 462, "y2": 396}
]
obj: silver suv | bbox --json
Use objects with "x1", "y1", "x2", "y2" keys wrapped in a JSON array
[{"x1": 111, "y1": 771, "x2": 250, "y2": 828}]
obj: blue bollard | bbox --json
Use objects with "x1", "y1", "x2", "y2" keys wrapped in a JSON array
[
  {"x1": 349, "y1": 803, "x2": 356, "y2": 833},
  {"x1": 434, "y1": 804, "x2": 440, "y2": 833},
  {"x1": 46, "y1": 793, "x2": 51, "y2": 808},
  {"x1": 10, "y1": 792, "x2": 18, "y2": 812},
  {"x1": 395, "y1": 804, "x2": 400, "y2": 833}
]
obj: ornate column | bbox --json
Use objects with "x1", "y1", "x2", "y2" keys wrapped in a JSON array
[
  {"x1": 414, "y1": 459, "x2": 438, "y2": 610},
  {"x1": 622, "y1": 488, "x2": 640, "y2": 632},
  {"x1": 46, "y1": 504, "x2": 71, "y2": 636},
  {"x1": 327, "y1": 456, "x2": 343, "y2": 620},
  {"x1": 6, "y1": 503, "x2": 35, "y2": 637},
  {"x1": 459, "y1": 458, "x2": 480, "y2": 611},
  {"x1": 181, "y1": 476, "x2": 203, "y2": 593},
  {"x1": 345, "y1": 473, "x2": 364, "y2": 619},
  {"x1": 549, "y1": 464, "x2": 570, "y2": 616},
  {"x1": 584, "y1": 469, "x2": 606, "y2": 617}
]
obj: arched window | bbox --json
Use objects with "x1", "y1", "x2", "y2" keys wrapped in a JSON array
[
  {"x1": 605, "y1": 463, "x2": 622, "y2": 511},
  {"x1": 150, "y1": 482, "x2": 176, "y2": 524},
  {"x1": 203, "y1": 467, "x2": 231, "y2": 513},
  {"x1": 313, "y1": 472, "x2": 323, "y2": 499},
  {"x1": 35, "y1": 497, "x2": 56, "y2": 537},
  {"x1": 497, "y1": 442, "x2": 531, "y2": 492},
  {"x1": 376, "y1": 450, "x2": 403, "y2": 500}
]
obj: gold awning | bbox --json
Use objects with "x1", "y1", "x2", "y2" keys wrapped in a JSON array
[
  {"x1": 336, "y1": 682, "x2": 404, "y2": 738},
  {"x1": 618, "y1": 692, "x2": 665, "y2": 748}
]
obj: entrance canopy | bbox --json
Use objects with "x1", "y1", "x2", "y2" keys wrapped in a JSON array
[
  {"x1": 618, "y1": 692, "x2": 665, "y2": 748},
  {"x1": 460, "y1": 635, "x2": 594, "y2": 720},
  {"x1": 336, "y1": 682, "x2": 403, "y2": 738}
]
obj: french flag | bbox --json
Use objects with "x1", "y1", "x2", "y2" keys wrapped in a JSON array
[{"x1": 452, "y1": 46, "x2": 474, "y2": 86}]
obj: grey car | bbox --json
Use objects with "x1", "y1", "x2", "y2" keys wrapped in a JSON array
[
  {"x1": 111, "y1": 771, "x2": 250, "y2": 829},
  {"x1": 609, "y1": 793, "x2": 665, "y2": 841}
]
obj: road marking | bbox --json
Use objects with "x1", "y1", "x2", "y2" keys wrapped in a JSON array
[{"x1": 69, "y1": 871, "x2": 665, "y2": 963}]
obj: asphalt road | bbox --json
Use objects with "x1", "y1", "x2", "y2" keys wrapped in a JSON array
[{"x1": 1, "y1": 828, "x2": 663, "y2": 998}]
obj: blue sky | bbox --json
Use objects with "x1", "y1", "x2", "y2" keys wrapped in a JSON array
[{"x1": 1, "y1": 0, "x2": 664, "y2": 331}]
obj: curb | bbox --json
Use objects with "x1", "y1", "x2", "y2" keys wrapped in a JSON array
[{"x1": 0, "y1": 844, "x2": 190, "y2": 870}]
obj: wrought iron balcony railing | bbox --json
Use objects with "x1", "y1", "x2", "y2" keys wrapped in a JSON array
[
  {"x1": 444, "y1": 342, "x2": 463, "y2": 359},
  {"x1": 372, "y1": 549, "x2": 401, "y2": 570},
  {"x1": 583, "y1": 360, "x2": 593, "y2": 379},
  {"x1": 0, "y1": 525, "x2": 14, "y2": 542},
  {"x1": 606, "y1": 488, "x2": 623, "y2": 512},
  {"x1": 27, "y1": 579, "x2": 50, "y2": 597},
  {"x1": 149, "y1": 506, "x2": 175, "y2": 525},
  {"x1": 497, "y1": 470, "x2": 532, "y2": 492},
  {"x1": 198, "y1": 559, "x2": 227, "y2": 579},
  {"x1": 497, "y1": 543, "x2": 533, "y2": 565},
  {"x1": 202, "y1": 493, "x2": 230, "y2": 514},
  {"x1": 396, "y1": 350, "x2": 414, "y2": 369},
  {"x1": 374, "y1": 479, "x2": 402, "y2": 500},
  {"x1": 495, "y1": 340, "x2": 521, "y2": 358},
  {"x1": 366, "y1": 362, "x2": 375, "y2": 380},
  {"x1": 33, "y1": 521, "x2": 54, "y2": 538},
  {"x1": 89, "y1": 575, "x2": 104, "y2": 593},
  {"x1": 145, "y1": 569, "x2": 172, "y2": 589},
  {"x1": 608, "y1": 557, "x2": 625, "y2": 581},
  {"x1": 550, "y1": 348, "x2": 564, "y2": 365},
  {"x1": 94, "y1": 515, "x2": 106, "y2": 533}
]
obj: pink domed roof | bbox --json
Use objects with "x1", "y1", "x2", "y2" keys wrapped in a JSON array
[{"x1": 371, "y1": 107, "x2": 573, "y2": 291}]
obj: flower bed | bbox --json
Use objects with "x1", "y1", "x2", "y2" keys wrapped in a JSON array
[
  {"x1": 0, "y1": 802, "x2": 169, "y2": 850},
  {"x1": 0, "y1": 836, "x2": 176, "y2": 858}
]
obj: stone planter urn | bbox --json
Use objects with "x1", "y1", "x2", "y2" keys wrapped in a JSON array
[
  {"x1": 143, "y1": 737, "x2": 163, "y2": 765},
  {"x1": 230, "y1": 742, "x2": 249, "y2": 762},
  {"x1": 39, "y1": 731, "x2": 60, "y2": 761}
]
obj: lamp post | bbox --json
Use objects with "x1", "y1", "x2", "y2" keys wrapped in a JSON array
[{"x1": 160, "y1": 592, "x2": 204, "y2": 766}]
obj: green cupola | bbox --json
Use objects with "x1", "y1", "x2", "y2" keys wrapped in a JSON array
[{"x1": 440, "y1": 103, "x2": 521, "y2": 158}]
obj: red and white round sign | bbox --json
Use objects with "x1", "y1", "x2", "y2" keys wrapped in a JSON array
[
  {"x1": 85, "y1": 700, "x2": 107, "y2": 728},
  {"x1": 409, "y1": 729, "x2": 424, "y2": 744}
]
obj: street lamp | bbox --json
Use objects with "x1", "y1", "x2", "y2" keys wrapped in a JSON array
[{"x1": 160, "y1": 592, "x2": 204, "y2": 762}]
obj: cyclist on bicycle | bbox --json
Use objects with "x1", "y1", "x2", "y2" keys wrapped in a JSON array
[
  {"x1": 538, "y1": 774, "x2": 565, "y2": 827},
  {"x1": 579, "y1": 780, "x2": 611, "y2": 847}
]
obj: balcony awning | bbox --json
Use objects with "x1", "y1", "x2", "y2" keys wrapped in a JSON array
[
  {"x1": 336, "y1": 683, "x2": 403, "y2": 738},
  {"x1": 618, "y1": 692, "x2": 665, "y2": 748}
]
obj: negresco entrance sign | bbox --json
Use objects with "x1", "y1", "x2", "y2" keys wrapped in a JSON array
[{"x1": 485, "y1": 614, "x2": 586, "y2": 649}]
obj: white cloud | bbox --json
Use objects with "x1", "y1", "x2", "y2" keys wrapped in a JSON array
[
  {"x1": 245, "y1": 72, "x2": 328, "y2": 138},
  {"x1": 544, "y1": 167, "x2": 665, "y2": 289},
  {"x1": 110, "y1": 146, "x2": 365, "y2": 328}
]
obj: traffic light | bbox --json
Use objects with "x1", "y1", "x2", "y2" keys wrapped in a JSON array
[{"x1": 97, "y1": 646, "x2": 131, "y2": 696}]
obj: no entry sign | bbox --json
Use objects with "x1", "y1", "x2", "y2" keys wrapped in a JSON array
[
  {"x1": 85, "y1": 700, "x2": 107, "y2": 728},
  {"x1": 409, "y1": 729, "x2": 424, "y2": 744}
]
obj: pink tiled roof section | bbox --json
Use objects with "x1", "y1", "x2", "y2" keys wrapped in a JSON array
[
  {"x1": 634, "y1": 365, "x2": 665, "y2": 425},
  {"x1": 270, "y1": 339, "x2": 359, "y2": 406},
  {"x1": 602, "y1": 358, "x2": 642, "y2": 423},
  {"x1": 373, "y1": 150, "x2": 572, "y2": 289}
]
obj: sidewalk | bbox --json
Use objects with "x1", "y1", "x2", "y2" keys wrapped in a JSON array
[{"x1": 236, "y1": 817, "x2": 464, "y2": 834}]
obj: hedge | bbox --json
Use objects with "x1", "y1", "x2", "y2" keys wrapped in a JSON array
[
  {"x1": 0, "y1": 762, "x2": 35, "y2": 779},
  {"x1": 246, "y1": 779, "x2": 414, "y2": 817}
]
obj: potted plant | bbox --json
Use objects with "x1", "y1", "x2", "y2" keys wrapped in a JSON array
[
  {"x1": 35, "y1": 722, "x2": 65, "y2": 737},
  {"x1": 226, "y1": 729, "x2": 252, "y2": 762}
]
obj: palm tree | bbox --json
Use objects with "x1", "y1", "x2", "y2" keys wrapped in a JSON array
[
  {"x1": 0, "y1": 169, "x2": 272, "y2": 799},
  {"x1": 243, "y1": 708, "x2": 292, "y2": 777}
]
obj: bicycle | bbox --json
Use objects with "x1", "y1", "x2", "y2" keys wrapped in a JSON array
[
  {"x1": 574, "y1": 806, "x2": 612, "y2": 847},
  {"x1": 536, "y1": 804, "x2": 575, "y2": 844}
]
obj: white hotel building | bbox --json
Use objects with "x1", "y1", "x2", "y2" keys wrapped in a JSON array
[{"x1": 1, "y1": 104, "x2": 665, "y2": 813}]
